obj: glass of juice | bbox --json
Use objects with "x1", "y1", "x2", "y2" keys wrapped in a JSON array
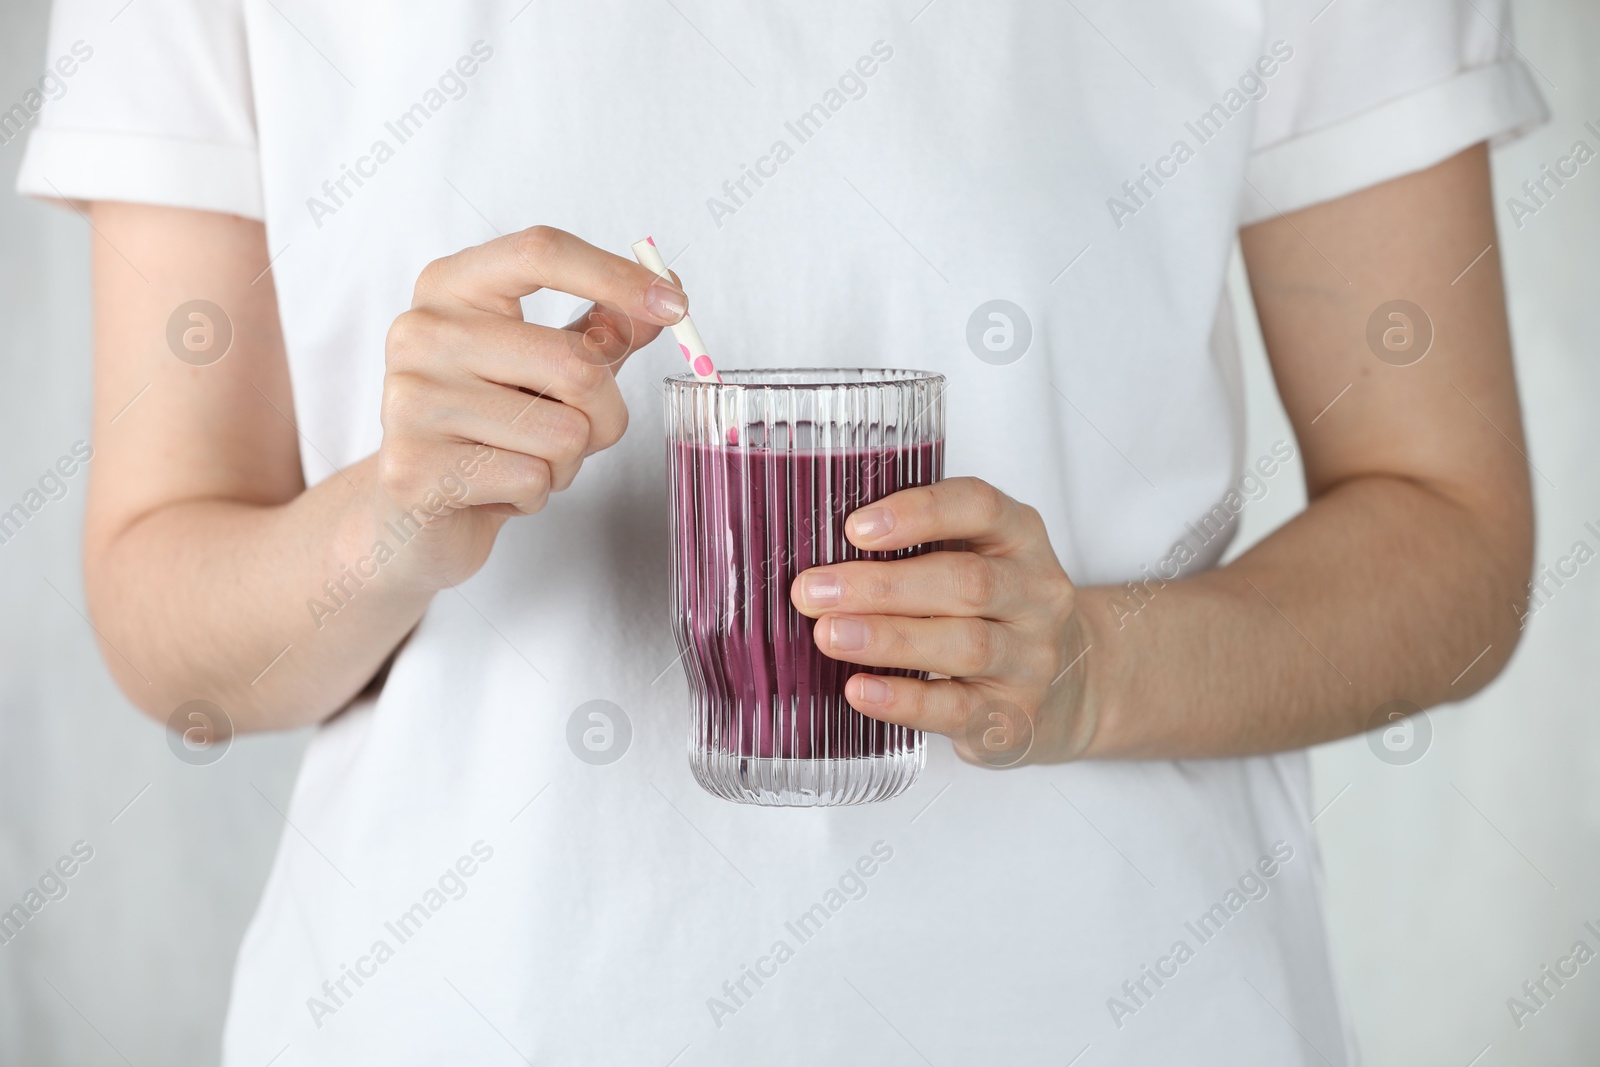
[{"x1": 664, "y1": 368, "x2": 946, "y2": 806}]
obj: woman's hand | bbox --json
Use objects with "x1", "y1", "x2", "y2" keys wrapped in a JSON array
[
  {"x1": 375, "y1": 226, "x2": 687, "y2": 590},
  {"x1": 791, "y1": 478, "x2": 1095, "y2": 766}
]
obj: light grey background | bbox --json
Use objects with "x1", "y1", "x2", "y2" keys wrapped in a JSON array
[{"x1": 1, "y1": 2, "x2": 1595, "y2": 1064}]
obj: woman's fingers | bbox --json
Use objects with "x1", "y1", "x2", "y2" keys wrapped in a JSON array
[
  {"x1": 374, "y1": 226, "x2": 670, "y2": 559},
  {"x1": 845, "y1": 476, "x2": 1052, "y2": 561},
  {"x1": 380, "y1": 227, "x2": 682, "y2": 524},
  {"x1": 812, "y1": 612, "x2": 1060, "y2": 683},
  {"x1": 792, "y1": 552, "x2": 1029, "y2": 620},
  {"x1": 381, "y1": 352, "x2": 595, "y2": 504},
  {"x1": 557, "y1": 271, "x2": 681, "y2": 375},
  {"x1": 445, "y1": 447, "x2": 553, "y2": 514},
  {"x1": 375, "y1": 440, "x2": 552, "y2": 518},
  {"x1": 385, "y1": 307, "x2": 630, "y2": 452},
  {"x1": 841, "y1": 675, "x2": 1040, "y2": 766},
  {"x1": 841, "y1": 674, "x2": 975, "y2": 736},
  {"x1": 412, "y1": 224, "x2": 686, "y2": 326},
  {"x1": 783, "y1": 475, "x2": 1089, "y2": 766},
  {"x1": 558, "y1": 301, "x2": 655, "y2": 375},
  {"x1": 434, "y1": 385, "x2": 592, "y2": 491}
]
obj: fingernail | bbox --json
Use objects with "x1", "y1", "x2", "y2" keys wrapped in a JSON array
[
  {"x1": 644, "y1": 280, "x2": 687, "y2": 324},
  {"x1": 829, "y1": 617, "x2": 870, "y2": 652},
  {"x1": 850, "y1": 507, "x2": 894, "y2": 540},
  {"x1": 801, "y1": 573, "x2": 841, "y2": 607},
  {"x1": 854, "y1": 675, "x2": 893, "y2": 704}
]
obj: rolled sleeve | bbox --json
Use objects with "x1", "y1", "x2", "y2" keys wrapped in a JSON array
[
  {"x1": 19, "y1": 128, "x2": 263, "y2": 219},
  {"x1": 14, "y1": 0, "x2": 262, "y2": 220},
  {"x1": 1241, "y1": 0, "x2": 1549, "y2": 223}
]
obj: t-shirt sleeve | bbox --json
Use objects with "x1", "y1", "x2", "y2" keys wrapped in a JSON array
[
  {"x1": 1241, "y1": 0, "x2": 1548, "y2": 224},
  {"x1": 15, "y1": 0, "x2": 262, "y2": 220}
]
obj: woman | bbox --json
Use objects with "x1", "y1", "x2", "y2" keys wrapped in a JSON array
[{"x1": 20, "y1": 0, "x2": 1542, "y2": 1062}]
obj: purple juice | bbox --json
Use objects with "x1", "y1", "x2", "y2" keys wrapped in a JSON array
[{"x1": 669, "y1": 436, "x2": 943, "y2": 762}]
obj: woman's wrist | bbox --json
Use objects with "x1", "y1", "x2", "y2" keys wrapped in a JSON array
[
  {"x1": 314, "y1": 455, "x2": 443, "y2": 613},
  {"x1": 1057, "y1": 586, "x2": 1122, "y2": 762}
]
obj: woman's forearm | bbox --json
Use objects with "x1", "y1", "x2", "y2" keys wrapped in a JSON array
[
  {"x1": 1078, "y1": 472, "x2": 1528, "y2": 759},
  {"x1": 87, "y1": 454, "x2": 434, "y2": 731}
]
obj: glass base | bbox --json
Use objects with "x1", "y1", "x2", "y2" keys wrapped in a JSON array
[{"x1": 689, "y1": 743, "x2": 925, "y2": 807}]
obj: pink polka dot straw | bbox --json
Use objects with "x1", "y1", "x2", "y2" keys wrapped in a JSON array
[{"x1": 631, "y1": 236, "x2": 720, "y2": 382}]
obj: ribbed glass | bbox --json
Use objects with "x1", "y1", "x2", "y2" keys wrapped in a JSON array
[{"x1": 665, "y1": 368, "x2": 946, "y2": 806}]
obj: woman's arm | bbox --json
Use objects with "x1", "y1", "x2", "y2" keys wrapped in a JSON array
[
  {"x1": 1085, "y1": 140, "x2": 1532, "y2": 757},
  {"x1": 792, "y1": 143, "x2": 1533, "y2": 761},
  {"x1": 84, "y1": 204, "x2": 683, "y2": 731}
]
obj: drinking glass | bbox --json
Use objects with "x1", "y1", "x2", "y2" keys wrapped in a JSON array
[{"x1": 664, "y1": 368, "x2": 945, "y2": 806}]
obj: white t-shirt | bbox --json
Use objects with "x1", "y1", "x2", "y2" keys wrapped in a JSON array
[{"x1": 21, "y1": 2, "x2": 1544, "y2": 1064}]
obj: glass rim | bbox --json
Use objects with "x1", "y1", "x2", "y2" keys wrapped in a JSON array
[{"x1": 664, "y1": 367, "x2": 945, "y2": 390}]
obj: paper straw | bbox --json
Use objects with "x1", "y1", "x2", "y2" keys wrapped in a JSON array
[{"x1": 632, "y1": 236, "x2": 720, "y2": 382}]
